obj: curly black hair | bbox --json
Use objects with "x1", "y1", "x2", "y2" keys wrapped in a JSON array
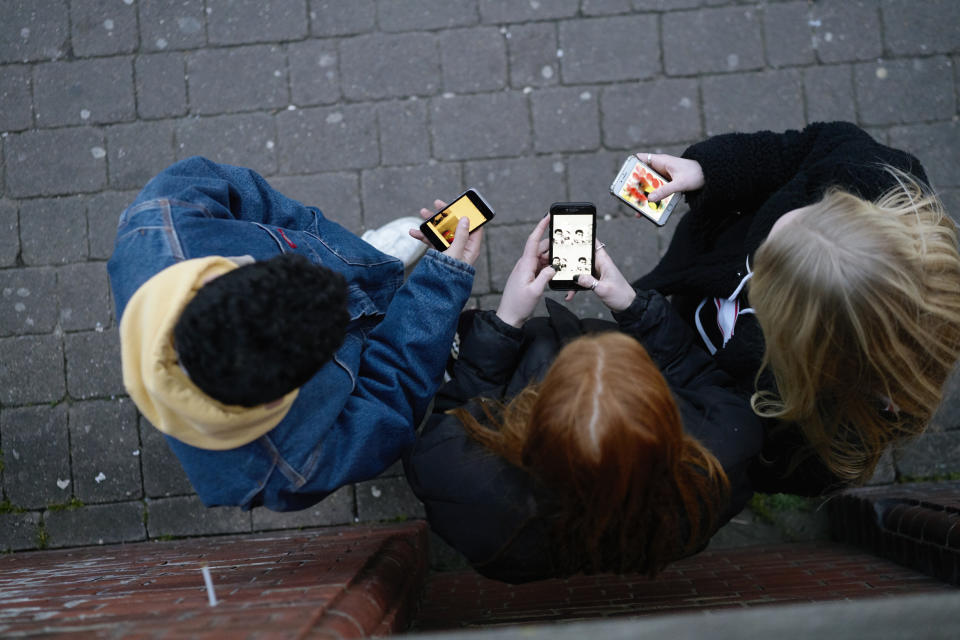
[{"x1": 173, "y1": 253, "x2": 349, "y2": 407}]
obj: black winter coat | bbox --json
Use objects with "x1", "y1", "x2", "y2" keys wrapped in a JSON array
[
  {"x1": 403, "y1": 294, "x2": 762, "y2": 584},
  {"x1": 633, "y1": 121, "x2": 928, "y2": 496}
]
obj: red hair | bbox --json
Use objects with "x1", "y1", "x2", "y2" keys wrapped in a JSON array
[{"x1": 455, "y1": 332, "x2": 729, "y2": 576}]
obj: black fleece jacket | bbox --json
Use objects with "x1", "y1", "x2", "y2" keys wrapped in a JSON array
[{"x1": 403, "y1": 294, "x2": 762, "y2": 584}]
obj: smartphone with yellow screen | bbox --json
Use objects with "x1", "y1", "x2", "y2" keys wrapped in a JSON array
[{"x1": 419, "y1": 189, "x2": 495, "y2": 251}]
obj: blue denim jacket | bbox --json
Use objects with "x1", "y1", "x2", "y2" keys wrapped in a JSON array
[{"x1": 107, "y1": 157, "x2": 475, "y2": 511}]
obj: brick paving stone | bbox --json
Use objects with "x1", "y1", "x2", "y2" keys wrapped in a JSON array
[
  {"x1": 355, "y1": 476, "x2": 426, "y2": 522},
  {"x1": 478, "y1": 0, "x2": 579, "y2": 23},
  {"x1": 854, "y1": 57, "x2": 955, "y2": 126},
  {"x1": 438, "y1": 27, "x2": 507, "y2": 93},
  {"x1": 288, "y1": 40, "x2": 340, "y2": 107},
  {"x1": 0, "y1": 511, "x2": 41, "y2": 551},
  {"x1": 340, "y1": 33, "x2": 440, "y2": 101},
  {"x1": 106, "y1": 121, "x2": 176, "y2": 191},
  {"x1": 810, "y1": 0, "x2": 883, "y2": 64},
  {"x1": 931, "y1": 371, "x2": 960, "y2": 431},
  {"x1": 763, "y1": 1, "x2": 817, "y2": 68},
  {"x1": 531, "y1": 86, "x2": 601, "y2": 154},
  {"x1": 146, "y1": 495, "x2": 251, "y2": 537},
  {"x1": 464, "y1": 156, "x2": 568, "y2": 224},
  {"x1": 0, "y1": 65, "x2": 32, "y2": 132},
  {"x1": 881, "y1": 0, "x2": 960, "y2": 55},
  {"x1": 5, "y1": 128, "x2": 107, "y2": 197},
  {"x1": 68, "y1": 399, "x2": 141, "y2": 503},
  {"x1": 57, "y1": 262, "x2": 112, "y2": 333},
  {"x1": 252, "y1": 486, "x2": 355, "y2": 530},
  {"x1": 506, "y1": 23, "x2": 560, "y2": 89},
  {"x1": 71, "y1": 0, "x2": 139, "y2": 57},
  {"x1": 866, "y1": 448, "x2": 896, "y2": 485},
  {"x1": 485, "y1": 223, "x2": 536, "y2": 291},
  {"x1": 894, "y1": 430, "x2": 960, "y2": 479},
  {"x1": 64, "y1": 327, "x2": 125, "y2": 400},
  {"x1": 566, "y1": 150, "x2": 623, "y2": 219},
  {"x1": 888, "y1": 120, "x2": 959, "y2": 190},
  {"x1": 134, "y1": 53, "x2": 188, "y2": 120},
  {"x1": 431, "y1": 92, "x2": 530, "y2": 160},
  {"x1": 633, "y1": 0, "x2": 701, "y2": 9},
  {"x1": 581, "y1": 0, "x2": 633, "y2": 16},
  {"x1": 378, "y1": 0, "x2": 479, "y2": 32},
  {"x1": 377, "y1": 99, "x2": 430, "y2": 166},
  {"x1": 277, "y1": 105, "x2": 377, "y2": 173},
  {"x1": 138, "y1": 415, "x2": 195, "y2": 498},
  {"x1": 206, "y1": 0, "x2": 308, "y2": 45},
  {"x1": 664, "y1": 7, "x2": 764, "y2": 76},
  {"x1": 0, "y1": 200, "x2": 18, "y2": 266},
  {"x1": 0, "y1": 0, "x2": 69, "y2": 63},
  {"x1": 309, "y1": 0, "x2": 376, "y2": 37},
  {"x1": 360, "y1": 164, "x2": 462, "y2": 230},
  {"x1": 86, "y1": 190, "x2": 138, "y2": 260},
  {"x1": 18, "y1": 196, "x2": 88, "y2": 266},
  {"x1": 33, "y1": 57, "x2": 135, "y2": 127},
  {"x1": 702, "y1": 70, "x2": 805, "y2": 137},
  {"x1": 44, "y1": 501, "x2": 146, "y2": 548},
  {"x1": 600, "y1": 79, "x2": 701, "y2": 148},
  {"x1": 1, "y1": 404, "x2": 70, "y2": 509},
  {"x1": 0, "y1": 267, "x2": 57, "y2": 336},
  {"x1": 267, "y1": 172, "x2": 363, "y2": 234},
  {"x1": 559, "y1": 16, "x2": 660, "y2": 83},
  {"x1": 187, "y1": 45, "x2": 289, "y2": 115},
  {"x1": 138, "y1": 0, "x2": 207, "y2": 52},
  {"x1": 175, "y1": 113, "x2": 278, "y2": 176},
  {"x1": 804, "y1": 65, "x2": 856, "y2": 124},
  {"x1": 0, "y1": 335, "x2": 65, "y2": 405}
]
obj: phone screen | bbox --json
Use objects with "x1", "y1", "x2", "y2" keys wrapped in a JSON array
[
  {"x1": 615, "y1": 158, "x2": 676, "y2": 224},
  {"x1": 549, "y1": 205, "x2": 596, "y2": 288},
  {"x1": 421, "y1": 190, "x2": 493, "y2": 249}
]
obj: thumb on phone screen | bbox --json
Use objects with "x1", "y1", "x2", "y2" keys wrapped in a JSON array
[{"x1": 442, "y1": 216, "x2": 471, "y2": 261}]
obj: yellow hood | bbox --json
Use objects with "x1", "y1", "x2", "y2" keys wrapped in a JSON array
[{"x1": 119, "y1": 257, "x2": 298, "y2": 450}]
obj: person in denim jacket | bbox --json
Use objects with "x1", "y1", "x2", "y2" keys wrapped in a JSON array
[{"x1": 108, "y1": 157, "x2": 480, "y2": 511}]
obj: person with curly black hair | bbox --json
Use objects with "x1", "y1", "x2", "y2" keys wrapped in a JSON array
[{"x1": 109, "y1": 156, "x2": 481, "y2": 512}]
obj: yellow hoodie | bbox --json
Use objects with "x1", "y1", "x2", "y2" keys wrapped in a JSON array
[{"x1": 119, "y1": 257, "x2": 298, "y2": 451}]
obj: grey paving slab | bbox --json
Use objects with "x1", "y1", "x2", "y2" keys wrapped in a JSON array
[
  {"x1": 810, "y1": 0, "x2": 884, "y2": 64},
  {"x1": 894, "y1": 429, "x2": 960, "y2": 479},
  {"x1": 600, "y1": 79, "x2": 701, "y2": 148},
  {"x1": 33, "y1": 57, "x2": 135, "y2": 128},
  {"x1": 854, "y1": 57, "x2": 955, "y2": 126},
  {"x1": 865, "y1": 449, "x2": 896, "y2": 485},
  {"x1": 478, "y1": 0, "x2": 579, "y2": 23},
  {"x1": 71, "y1": 0, "x2": 139, "y2": 58},
  {"x1": 355, "y1": 476, "x2": 426, "y2": 522},
  {"x1": 566, "y1": 150, "x2": 624, "y2": 219},
  {"x1": 64, "y1": 327, "x2": 125, "y2": 400},
  {"x1": 0, "y1": 0, "x2": 69, "y2": 63},
  {"x1": 57, "y1": 262, "x2": 113, "y2": 333},
  {"x1": 431, "y1": 92, "x2": 531, "y2": 160},
  {"x1": 559, "y1": 15, "x2": 660, "y2": 83},
  {"x1": 206, "y1": 0, "x2": 308, "y2": 45},
  {"x1": 0, "y1": 404, "x2": 70, "y2": 509},
  {"x1": 702, "y1": 69, "x2": 805, "y2": 137},
  {"x1": 134, "y1": 53, "x2": 188, "y2": 120},
  {"x1": 252, "y1": 486, "x2": 355, "y2": 530},
  {"x1": 288, "y1": 40, "x2": 341, "y2": 107},
  {"x1": 340, "y1": 33, "x2": 440, "y2": 101},
  {"x1": 44, "y1": 501, "x2": 146, "y2": 548},
  {"x1": 881, "y1": 0, "x2": 960, "y2": 56},
  {"x1": 463, "y1": 156, "x2": 568, "y2": 224},
  {"x1": 663, "y1": 7, "x2": 764, "y2": 76},
  {"x1": 105, "y1": 121, "x2": 177, "y2": 192},
  {"x1": 804, "y1": 65, "x2": 857, "y2": 124},
  {"x1": 506, "y1": 23, "x2": 560, "y2": 89},
  {"x1": 86, "y1": 190, "x2": 138, "y2": 260},
  {"x1": 438, "y1": 27, "x2": 507, "y2": 93},
  {"x1": 146, "y1": 495, "x2": 251, "y2": 537},
  {"x1": 18, "y1": 196, "x2": 88, "y2": 266},
  {"x1": 532, "y1": 86, "x2": 601, "y2": 153},
  {"x1": 763, "y1": 2, "x2": 817, "y2": 68},
  {"x1": 0, "y1": 511, "x2": 41, "y2": 551},
  {"x1": 360, "y1": 163, "x2": 462, "y2": 230},
  {"x1": 0, "y1": 267, "x2": 58, "y2": 336},
  {"x1": 931, "y1": 369, "x2": 960, "y2": 431},
  {"x1": 175, "y1": 113, "x2": 278, "y2": 176},
  {"x1": 0, "y1": 200, "x2": 18, "y2": 266},
  {"x1": 68, "y1": 399, "x2": 141, "y2": 503},
  {"x1": 186, "y1": 45, "x2": 289, "y2": 115},
  {"x1": 277, "y1": 105, "x2": 378, "y2": 173},
  {"x1": 378, "y1": 0, "x2": 479, "y2": 32},
  {"x1": 581, "y1": 0, "x2": 633, "y2": 16},
  {"x1": 0, "y1": 65, "x2": 32, "y2": 132},
  {"x1": 5, "y1": 128, "x2": 107, "y2": 197},
  {"x1": 888, "y1": 120, "x2": 960, "y2": 190},
  {"x1": 0, "y1": 334, "x2": 65, "y2": 405},
  {"x1": 139, "y1": 415, "x2": 195, "y2": 498},
  {"x1": 309, "y1": 0, "x2": 376, "y2": 37},
  {"x1": 138, "y1": 0, "x2": 207, "y2": 53},
  {"x1": 377, "y1": 99, "x2": 430, "y2": 166}
]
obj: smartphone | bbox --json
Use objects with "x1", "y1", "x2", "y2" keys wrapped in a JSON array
[
  {"x1": 548, "y1": 202, "x2": 597, "y2": 291},
  {"x1": 609, "y1": 156, "x2": 679, "y2": 226},
  {"x1": 419, "y1": 189, "x2": 495, "y2": 251}
]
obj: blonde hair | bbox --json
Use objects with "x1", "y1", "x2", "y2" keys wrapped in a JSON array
[
  {"x1": 750, "y1": 170, "x2": 960, "y2": 484},
  {"x1": 453, "y1": 332, "x2": 730, "y2": 577}
]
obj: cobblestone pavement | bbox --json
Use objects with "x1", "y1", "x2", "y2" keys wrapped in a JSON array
[{"x1": 1, "y1": 1, "x2": 958, "y2": 552}]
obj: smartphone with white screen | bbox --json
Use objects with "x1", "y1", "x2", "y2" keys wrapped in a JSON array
[
  {"x1": 609, "y1": 155, "x2": 679, "y2": 226},
  {"x1": 419, "y1": 189, "x2": 495, "y2": 251},
  {"x1": 548, "y1": 202, "x2": 597, "y2": 290}
]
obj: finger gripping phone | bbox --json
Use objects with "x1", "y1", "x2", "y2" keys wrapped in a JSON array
[
  {"x1": 419, "y1": 189, "x2": 495, "y2": 251},
  {"x1": 610, "y1": 156, "x2": 679, "y2": 226},
  {"x1": 548, "y1": 202, "x2": 597, "y2": 291}
]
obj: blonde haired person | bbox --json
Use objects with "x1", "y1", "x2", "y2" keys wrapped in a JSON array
[
  {"x1": 632, "y1": 121, "x2": 960, "y2": 495},
  {"x1": 405, "y1": 217, "x2": 762, "y2": 583}
]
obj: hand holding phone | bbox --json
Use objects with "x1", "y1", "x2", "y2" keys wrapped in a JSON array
[
  {"x1": 418, "y1": 189, "x2": 495, "y2": 251},
  {"x1": 496, "y1": 216, "x2": 556, "y2": 328},
  {"x1": 609, "y1": 155, "x2": 681, "y2": 225},
  {"x1": 566, "y1": 243, "x2": 637, "y2": 312},
  {"x1": 548, "y1": 202, "x2": 597, "y2": 290}
]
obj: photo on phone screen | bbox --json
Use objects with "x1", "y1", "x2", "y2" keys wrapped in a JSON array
[
  {"x1": 609, "y1": 156, "x2": 679, "y2": 226},
  {"x1": 420, "y1": 189, "x2": 495, "y2": 251},
  {"x1": 549, "y1": 203, "x2": 596, "y2": 290}
]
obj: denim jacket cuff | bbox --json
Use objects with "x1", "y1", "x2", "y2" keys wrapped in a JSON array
[{"x1": 424, "y1": 248, "x2": 477, "y2": 277}]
